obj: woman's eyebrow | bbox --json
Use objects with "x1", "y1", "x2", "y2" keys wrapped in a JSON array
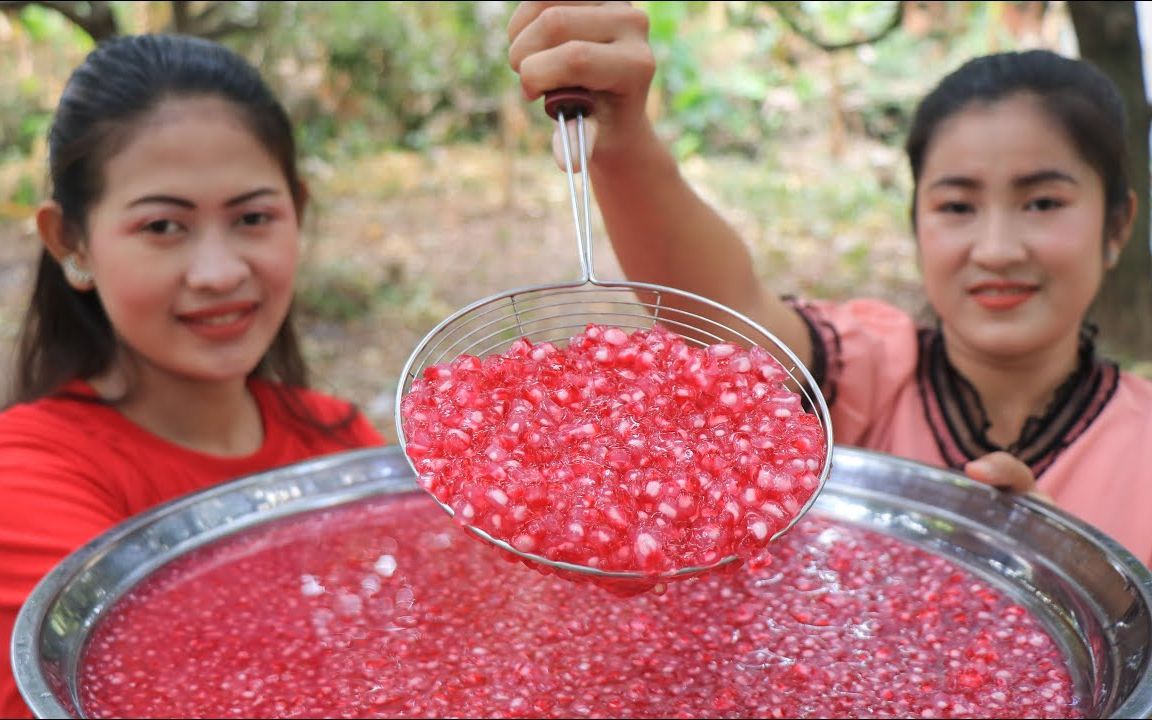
[
  {"x1": 926, "y1": 169, "x2": 1078, "y2": 192},
  {"x1": 926, "y1": 175, "x2": 978, "y2": 191},
  {"x1": 1012, "y1": 169, "x2": 1078, "y2": 188},
  {"x1": 125, "y1": 187, "x2": 281, "y2": 210}
]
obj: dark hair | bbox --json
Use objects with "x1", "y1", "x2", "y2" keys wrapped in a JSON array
[
  {"x1": 905, "y1": 49, "x2": 1131, "y2": 239},
  {"x1": 9, "y1": 34, "x2": 355, "y2": 436}
]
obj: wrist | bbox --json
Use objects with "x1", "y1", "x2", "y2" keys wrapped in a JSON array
[{"x1": 591, "y1": 121, "x2": 678, "y2": 178}]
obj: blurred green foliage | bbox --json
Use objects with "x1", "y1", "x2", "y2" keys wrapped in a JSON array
[
  {"x1": 0, "y1": 0, "x2": 1036, "y2": 236},
  {"x1": 0, "y1": 0, "x2": 1040, "y2": 198},
  {"x1": 245, "y1": 1, "x2": 514, "y2": 158},
  {"x1": 0, "y1": 0, "x2": 1070, "y2": 344},
  {"x1": 1, "y1": 5, "x2": 85, "y2": 161}
]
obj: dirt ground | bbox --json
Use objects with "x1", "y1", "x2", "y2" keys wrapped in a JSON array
[{"x1": 0, "y1": 141, "x2": 921, "y2": 442}]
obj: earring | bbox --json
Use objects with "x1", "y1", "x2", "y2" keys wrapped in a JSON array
[
  {"x1": 1105, "y1": 247, "x2": 1120, "y2": 268},
  {"x1": 61, "y1": 253, "x2": 94, "y2": 290}
]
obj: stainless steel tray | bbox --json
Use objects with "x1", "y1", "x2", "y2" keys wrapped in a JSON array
[{"x1": 12, "y1": 445, "x2": 1152, "y2": 718}]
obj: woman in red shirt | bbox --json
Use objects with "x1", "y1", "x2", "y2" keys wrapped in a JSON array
[{"x1": 0, "y1": 34, "x2": 385, "y2": 717}]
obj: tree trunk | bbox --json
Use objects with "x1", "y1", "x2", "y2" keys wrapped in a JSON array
[{"x1": 1067, "y1": 1, "x2": 1152, "y2": 363}]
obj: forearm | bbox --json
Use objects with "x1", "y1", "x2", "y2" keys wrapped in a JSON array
[
  {"x1": 590, "y1": 127, "x2": 812, "y2": 364},
  {"x1": 508, "y1": 0, "x2": 811, "y2": 363}
]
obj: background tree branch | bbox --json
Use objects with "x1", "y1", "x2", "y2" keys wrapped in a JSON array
[
  {"x1": 0, "y1": 0, "x2": 118, "y2": 41},
  {"x1": 168, "y1": 0, "x2": 259, "y2": 39},
  {"x1": 767, "y1": 0, "x2": 905, "y2": 52},
  {"x1": 0, "y1": 0, "x2": 262, "y2": 43}
]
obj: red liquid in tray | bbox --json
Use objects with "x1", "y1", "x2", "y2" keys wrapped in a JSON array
[{"x1": 80, "y1": 493, "x2": 1081, "y2": 719}]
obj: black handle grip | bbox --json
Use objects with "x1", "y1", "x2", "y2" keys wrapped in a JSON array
[{"x1": 544, "y1": 87, "x2": 594, "y2": 120}]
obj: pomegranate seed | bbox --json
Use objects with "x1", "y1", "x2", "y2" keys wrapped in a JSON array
[
  {"x1": 70, "y1": 499, "x2": 1085, "y2": 717},
  {"x1": 400, "y1": 324, "x2": 829, "y2": 580}
]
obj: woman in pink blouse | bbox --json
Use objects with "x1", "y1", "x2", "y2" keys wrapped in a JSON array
[{"x1": 507, "y1": 2, "x2": 1152, "y2": 568}]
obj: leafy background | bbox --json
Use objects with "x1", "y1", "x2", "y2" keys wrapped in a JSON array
[{"x1": 0, "y1": 1, "x2": 1106, "y2": 440}]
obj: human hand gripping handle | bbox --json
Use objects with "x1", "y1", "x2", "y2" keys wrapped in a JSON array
[{"x1": 508, "y1": 1, "x2": 656, "y2": 171}]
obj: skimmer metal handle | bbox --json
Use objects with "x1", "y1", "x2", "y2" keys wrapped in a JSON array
[{"x1": 544, "y1": 88, "x2": 597, "y2": 284}]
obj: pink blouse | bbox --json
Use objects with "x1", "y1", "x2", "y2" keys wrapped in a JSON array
[{"x1": 793, "y1": 297, "x2": 1152, "y2": 569}]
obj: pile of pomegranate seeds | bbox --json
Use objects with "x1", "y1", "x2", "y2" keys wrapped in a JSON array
[
  {"x1": 400, "y1": 323, "x2": 827, "y2": 578},
  {"x1": 80, "y1": 494, "x2": 1082, "y2": 719}
]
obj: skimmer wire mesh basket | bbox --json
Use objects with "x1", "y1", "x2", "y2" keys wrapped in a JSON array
[{"x1": 395, "y1": 89, "x2": 834, "y2": 582}]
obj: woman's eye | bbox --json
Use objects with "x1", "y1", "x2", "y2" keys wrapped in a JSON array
[
  {"x1": 1026, "y1": 197, "x2": 1065, "y2": 211},
  {"x1": 143, "y1": 219, "x2": 181, "y2": 235},
  {"x1": 937, "y1": 201, "x2": 972, "y2": 214},
  {"x1": 237, "y1": 212, "x2": 271, "y2": 227}
]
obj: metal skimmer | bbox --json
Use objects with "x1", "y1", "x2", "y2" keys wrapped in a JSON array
[{"x1": 395, "y1": 88, "x2": 834, "y2": 583}]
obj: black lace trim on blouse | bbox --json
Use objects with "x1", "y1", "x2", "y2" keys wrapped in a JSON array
[
  {"x1": 785, "y1": 296, "x2": 842, "y2": 406},
  {"x1": 788, "y1": 298, "x2": 1119, "y2": 478},
  {"x1": 916, "y1": 325, "x2": 1120, "y2": 477}
]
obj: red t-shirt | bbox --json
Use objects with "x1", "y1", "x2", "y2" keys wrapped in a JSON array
[{"x1": 0, "y1": 379, "x2": 385, "y2": 718}]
